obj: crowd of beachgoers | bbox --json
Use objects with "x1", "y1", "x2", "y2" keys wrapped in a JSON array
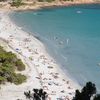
[{"x1": 0, "y1": 10, "x2": 81, "y2": 100}]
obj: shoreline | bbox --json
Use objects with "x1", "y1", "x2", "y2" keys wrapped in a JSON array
[
  {"x1": 0, "y1": 9, "x2": 81, "y2": 100},
  {"x1": 0, "y1": 1, "x2": 99, "y2": 11}
]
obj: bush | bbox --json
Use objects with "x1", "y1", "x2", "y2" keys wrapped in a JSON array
[
  {"x1": 2, "y1": 63, "x2": 15, "y2": 72},
  {"x1": 0, "y1": 76, "x2": 6, "y2": 84},
  {"x1": 11, "y1": 0, "x2": 22, "y2": 7},
  {"x1": 0, "y1": 46, "x2": 26, "y2": 85},
  {"x1": 45, "y1": 0, "x2": 55, "y2": 2},
  {"x1": 38, "y1": 0, "x2": 44, "y2": 2},
  {"x1": 13, "y1": 73, "x2": 26, "y2": 85},
  {"x1": 38, "y1": 0, "x2": 55, "y2": 2},
  {"x1": 15, "y1": 59, "x2": 25, "y2": 71}
]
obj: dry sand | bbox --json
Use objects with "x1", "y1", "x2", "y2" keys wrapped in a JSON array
[{"x1": 0, "y1": 10, "x2": 81, "y2": 100}]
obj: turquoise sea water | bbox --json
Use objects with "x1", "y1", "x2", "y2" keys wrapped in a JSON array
[{"x1": 10, "y1": 4, "x2": 100, "y2": 92}]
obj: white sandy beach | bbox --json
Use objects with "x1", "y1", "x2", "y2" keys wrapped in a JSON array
[{"x1": 0, "y1": 10, "x2": 81, "y2": 100}]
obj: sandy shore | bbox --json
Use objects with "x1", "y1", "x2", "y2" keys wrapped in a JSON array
[
  {"x1": 0, "y1": 10, "x2": 81, "y2": 100},
  {"x1": 0, "y1": 0, "x2": 97, "y2": 11}
]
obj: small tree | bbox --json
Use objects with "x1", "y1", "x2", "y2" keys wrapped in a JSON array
[
  {"x1": 82, "y1": 82, "x2": 96, "y2": 97},
  {"x1": 33, "y1": 88, "x2": 48, "y2": 100},
  {"x1": 73, "y1": 82, "x2": 96, "y2": 100},
  {"x1": 73, "y1": 90, "x2": 81, "y2": 100}
]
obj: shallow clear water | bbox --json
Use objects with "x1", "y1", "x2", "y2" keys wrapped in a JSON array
[{"x1": 10, "y1": 4, "x2": 100, "y2": 92}]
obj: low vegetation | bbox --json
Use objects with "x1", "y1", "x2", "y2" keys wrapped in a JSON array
[
  {"x1": 11, "y1": 0, "x2": 23, "y2": 7},
  {"x1": 38, "y1": 0, "x2": 55, "y2": 2},
  {"x1": 37, "y1": 0, "x2": 73, "y2": 2},
  {"x1": 15, "y1": 59, "x2": 25, "y2": 71},
  {"x1": 0, "y1": 46, "x2": 26, "y2": 85},
  {"x1": 10, "y1": 0, "x2": 74, "y2": 7}
]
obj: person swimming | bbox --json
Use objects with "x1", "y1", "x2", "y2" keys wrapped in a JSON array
[
  {"x1": 59, "y1": 41, "x2": 63, "y2": 45},
  {"x1": 33, "y1": 13, "x2": 37, "y2": 15},
  {"x1": 76, "y1": 11, "x2": 82, "y2": 14},
  {"x1": 67, "y1": 38, "x2": 69, "y2": 45}
]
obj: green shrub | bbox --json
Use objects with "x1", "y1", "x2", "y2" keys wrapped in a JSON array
[
  {"x1": 0, "y1": 76, "x2": 6, "y2": 84},
  {"x1": 2, "y1": 63, "x2": 15, "y2": 72},
  {"x1": 11, "y1": 0, "x2": 22, "y2": 7},
  {"x1": 62, "y1": 0, "x2": 73, "y2": 1},
  {"x1": 38, "y1": 0, "x2": 44, "y2": 2},
  {"x1": 0, "y1": 46, "x2": 26, "y2": 85},
  {"x1": 45, "y1": 0, "x2": 55, "y2": 2},
  {"x1": 6, "y1": 52, "x2": 16, "y2": 62},
  {"x1": 16, "y1": 59, "x2": 25, "y2": 71},
  {"x1": 13, "y1": 73, "x2": 26, "y2": 85},
  {"x1": 38, "y1": 0, "x2": 55, "y2": 2}
]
